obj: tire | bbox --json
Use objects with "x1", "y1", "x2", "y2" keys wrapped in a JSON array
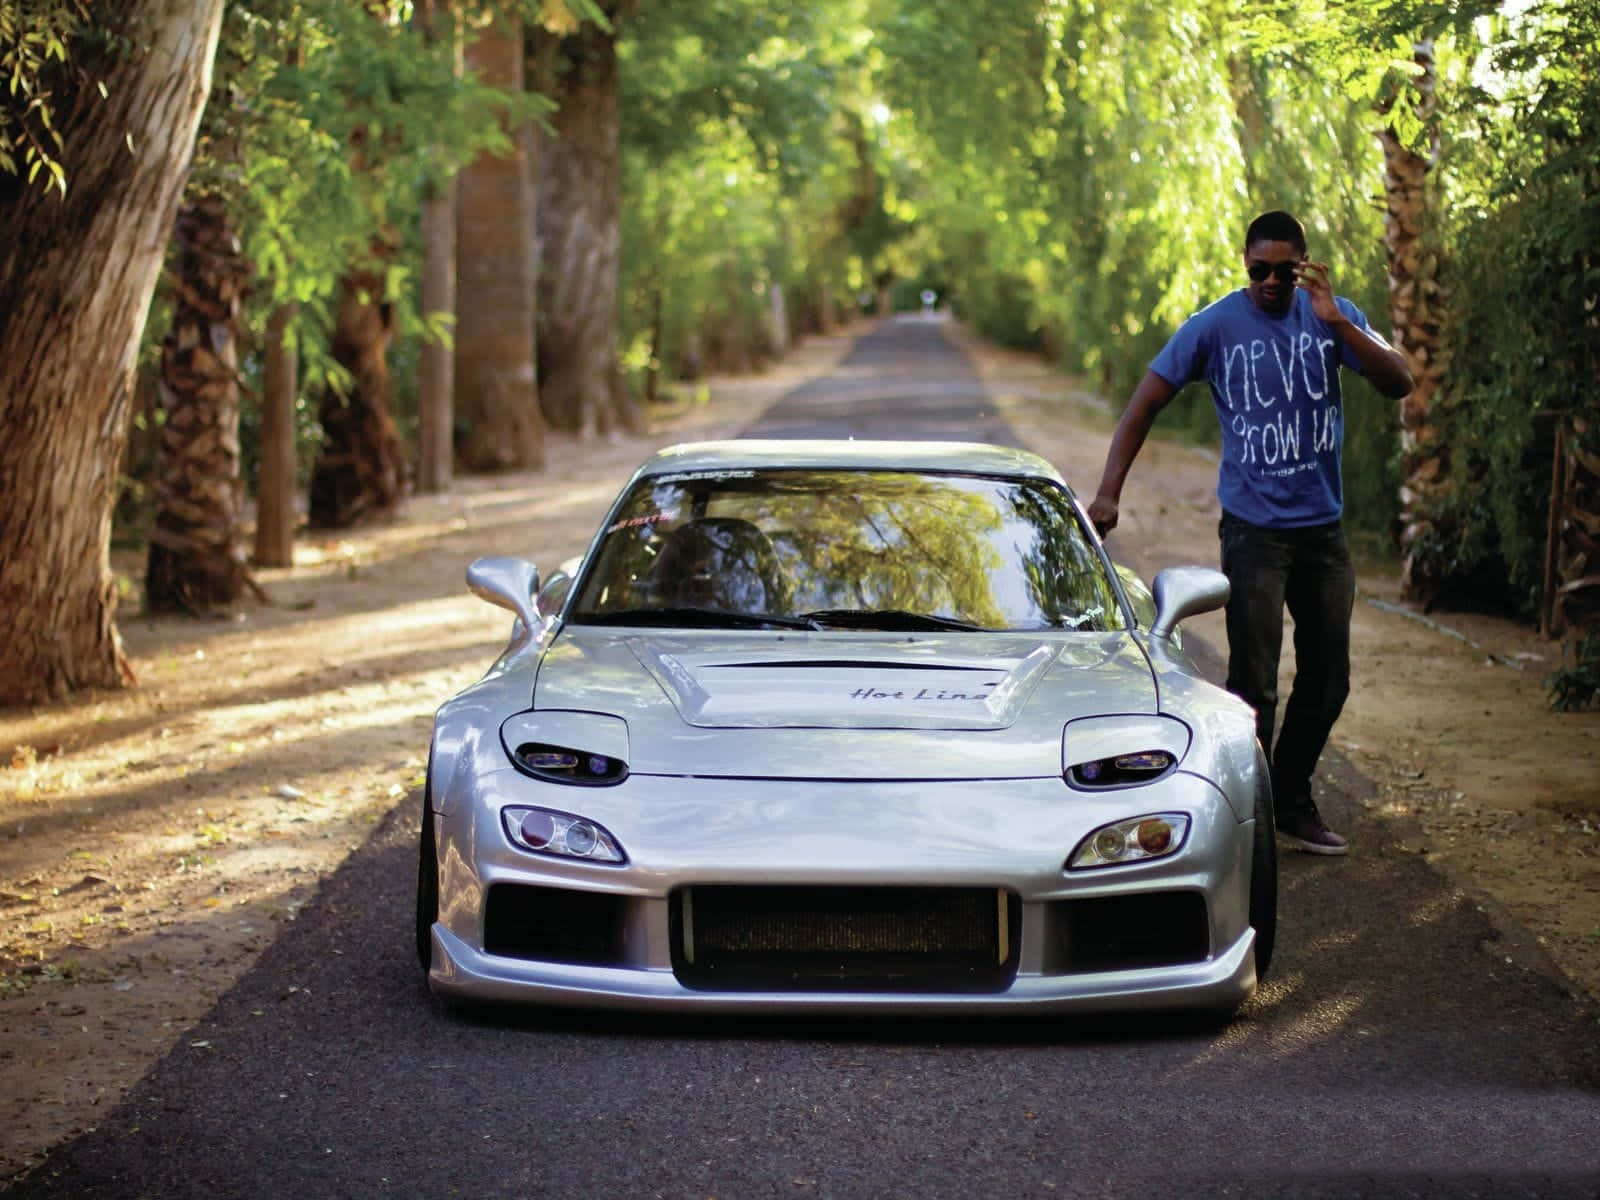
[
  {"x1": 1249, "y1": 775, "x2": 1279, "y2": 981},
  {"x1": 415, "y1": 779, "x2": 439, "y2": 972}
]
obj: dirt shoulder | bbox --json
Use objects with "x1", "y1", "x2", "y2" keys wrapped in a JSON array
[{"x1": 3, "y1": 320, "x2": 1598, "y2": 1183}]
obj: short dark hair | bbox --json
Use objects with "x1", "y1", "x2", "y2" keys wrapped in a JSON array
[{"x1": 1244, "y1": 210, "x2": 1306, "y2": 253}]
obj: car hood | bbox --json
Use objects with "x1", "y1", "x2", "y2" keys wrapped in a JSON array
[{"x1": 527, "y1": 628, "x2": 1159, "y2": 780}]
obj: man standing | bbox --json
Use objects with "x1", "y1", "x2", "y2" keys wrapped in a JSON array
[{"x1": 1087, "y1": 210, "x2": 1414, "y2": 855}]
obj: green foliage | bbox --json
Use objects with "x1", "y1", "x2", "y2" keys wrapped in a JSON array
[
  {"x1": 1546, "y1": 634, "x2": 1600, "y2": 713},
  {"x1": 191, "y1": 0, "x2": 545, "y2": 395},
  {"x1": 0, "y1": 0, "x2": 87, "y2": 195},
  {"x1": 1408, "y1": 0, "x2": 1600, "y2": 623},
  {"x1": 18, "y1": 0, "x2": 1600, "y2": 688},
  {"x1": 873, "y1": 0, "x2": 1496, "y2": 541},
  {"x1": 618, "y1": 0, "x2": 869, "y2": 383}
]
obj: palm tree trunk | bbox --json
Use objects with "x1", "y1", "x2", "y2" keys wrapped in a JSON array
[
  {"x1": 533, "y1": 6, "x2": 643, "y2": 437},
  {"x1": 416, "y1": 0, "x2": 461, "y2": 491},
  {"x1": 253, "y1": 302, "x2": 299, "y2": 567},
  {"x1": 1382, "y1": 41, "x2": 1449, "y2": 602},
  {"x1": 146, "y1": 195, "x2": 254, "y2": 612},
  {"x1": 455, "y1": 12, "x2": 545, "y2": 471},
  {"x1": 306, "y1": 267, "x2": 409, "y2": 527}
]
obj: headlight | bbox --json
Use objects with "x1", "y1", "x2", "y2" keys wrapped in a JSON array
[
  {"x1": 510, "y1": 741, "x2": 628, "y2": 786},
  {"x1": 1061, "y1": 715, "x2": 1189, "y2": 790},
  {"x1": 502, "y1": 806, "x2": 626, "y2": 864},
  {"x1": 1066, "y1": 749, "x2": 1177, "y2": 789},
  {"x1": 1067, "y1": 813, "x2": 1189, "y2": 869}
]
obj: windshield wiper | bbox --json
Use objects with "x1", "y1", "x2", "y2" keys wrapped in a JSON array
[
  {"x1": 799, "y1": 608, "x2": 986, "y2": 632},
  {"x1": 572, "y1": 607, "x2": 821, "y2": 631}
]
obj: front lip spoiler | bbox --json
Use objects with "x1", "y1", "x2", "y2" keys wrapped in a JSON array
[{"x1": 426, "y1": 924, "x2": 1257, "y2": 1016}]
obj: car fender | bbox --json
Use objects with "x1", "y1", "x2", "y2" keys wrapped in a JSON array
[
  {"x1": 1148, "y1": 663, "x2": 1261, "y2": 822},
  {"x1": 429, "y1": 668, "x2": 540, "y2": 816}
]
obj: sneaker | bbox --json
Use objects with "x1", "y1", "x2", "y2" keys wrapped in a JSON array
[{"x1": 1277, "y1": 805, "x2": 1349, "y2": 855}]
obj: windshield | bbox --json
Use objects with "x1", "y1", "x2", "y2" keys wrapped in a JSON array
[{"x1": 567, "y1": 467, "x2": 1127, "y2": 632}]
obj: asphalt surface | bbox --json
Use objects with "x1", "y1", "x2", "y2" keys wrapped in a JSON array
[{"x1": 9, "y1": 317, "x2": 1600, "y2": 1200}]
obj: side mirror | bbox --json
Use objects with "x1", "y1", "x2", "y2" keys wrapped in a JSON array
[
  {"x1": 1151, "y1": 566, "x2": 1229, "y2": 642},
  {"x1": 466, "y1": 556, "x2": 542, "y2": 650}
]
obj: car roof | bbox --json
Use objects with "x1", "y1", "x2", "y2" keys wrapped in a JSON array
[{"x1": 636, "y1": 439, "x2": 1069, "y2": 486}]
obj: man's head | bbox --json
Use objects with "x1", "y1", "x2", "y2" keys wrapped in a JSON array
[{"x1": 1243, "y1": 210, "x2": 1306, "y2": 315}]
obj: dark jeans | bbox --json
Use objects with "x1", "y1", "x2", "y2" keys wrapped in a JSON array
[{"x1": 1218, "y1": 512, "x2": 1355, "y2": 813}]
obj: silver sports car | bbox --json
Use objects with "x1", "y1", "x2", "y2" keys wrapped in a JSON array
[{"x1": 417, "y1": 439, "x2": 1276, "y2": 1017}]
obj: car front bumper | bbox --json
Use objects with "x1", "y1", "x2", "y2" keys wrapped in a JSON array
[{"x1": 425, "y1": 769, "x2": 1260, "y2": 1015}]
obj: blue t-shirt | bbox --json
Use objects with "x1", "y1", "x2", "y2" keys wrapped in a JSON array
[{"x1": 1150, "y1": 289, "x2": 1376, "y2": 528}]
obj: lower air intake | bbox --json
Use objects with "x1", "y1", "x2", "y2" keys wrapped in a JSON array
[
  {"x1": 1056, "y1": 891, "x2": 1209, "y2": 971},
  {"x1": 483, "y1": 883, "x2": 625, "y2": 966},
  {"x1": 673, "y1": 885, "x2": 1018, "y2": 993}
]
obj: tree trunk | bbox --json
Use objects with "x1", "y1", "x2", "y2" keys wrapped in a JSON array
[
  {"x1": 645, "y1": 285, "x2": 663, "y2": 406},
  {"x1": 768, "y1": 282, "x2": 789, "y2": 355},
  {"x1": 0, "y1": 0, "x2": 224, "y2": 706},
  {"x1": 253, "y1": 302, "x2": 299, "y2": 567},
  {"x1": 306, "y1": 268, "x2": 409, "y2": 527},
  {"x1": 814, "y1": 274, "x2": 837, "y2": 334},
  {"x1": 416, "y1": 0, "x2": 461, "y2": 492},
  {"x1": 1382, "y1": 42, "x2": 1449, "y2": 602},
  {"x1": 455, "y1": 13, "x2": 544, "y2": 470},
  {"x1": 533, "y1": 7, "x2": 643, "y2": 438},
  {"x1": 146, "y1": 195, "x2": 254, "y2": 612}
]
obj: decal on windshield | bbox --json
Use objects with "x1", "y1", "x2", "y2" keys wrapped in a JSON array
[
  {"x1": 607, "y1": 511, "x2": 673, "y2": 533},
  {"x1": 654, "y1": 469, "x2": 757, "y2": 483}
]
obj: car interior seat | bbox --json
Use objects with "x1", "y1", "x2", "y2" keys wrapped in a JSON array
[{"x1": 650, "y1": 517, "x2": 791, "y2": 614}]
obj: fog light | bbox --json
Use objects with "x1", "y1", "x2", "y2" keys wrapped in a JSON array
[
  {"x1": 502, "y1": 806, "x2": 626, "y2": 865},
  {"x1": 565, "y1": 820, "x2": 599, "y2": 857},
  {"x1": 519, "y1": 810, "x2": 556, "y2": 850},
  {"x1": 1067, "y1": 813, "x2": 1190, "y2": 870},
  {"x1": 1136, "y1": 818, "x2": 1174, "y2": 854},
  {"x1": 1092, "y1": 828, "x2": 1127, "y2": 860}
]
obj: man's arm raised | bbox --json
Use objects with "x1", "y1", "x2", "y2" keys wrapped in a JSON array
[{"x1": 1087, "y1": 369, "x2": 1178, "y2": 537}]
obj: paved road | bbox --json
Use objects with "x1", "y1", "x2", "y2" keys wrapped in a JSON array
[
  {"x1": 9, "y1": 318, "x2": 1600, "y2": 1200},
  {"x1": 744, "y1": 313, "x2": 1023, "y2": 446}
]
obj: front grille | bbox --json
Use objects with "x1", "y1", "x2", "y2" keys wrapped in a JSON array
[
  {"x1": 672, "y1": 885, "x2": 1018, "y2": 992},
  {"x1": 483, "y1": 883, "x2": 625, "y2": 965},
  {"x1": 1055, "y1": 891, "x2": 1209, "y2": 972}
]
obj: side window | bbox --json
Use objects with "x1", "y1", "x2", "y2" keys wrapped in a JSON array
[{"x1": 1114, "y1": 564, "x2": 1157, "y2": 630}]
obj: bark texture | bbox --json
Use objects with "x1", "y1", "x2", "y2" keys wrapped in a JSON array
[
  {"x1": 416, "y1": 0, "x2": 461, "y2": 491},
  {"x1": 418, "y1": 177, "x2": 459, "y2": 490},
  {"x1": 306, "y1": 268, "x2": 409, "y2": 527},
  {"x1": 0, "y1": 0, "x2": 225, "y2": 705},
  {"x1": 1546, "y1": 423, "x2": 1600, "y2": 638},
  {"x1": 455, "y1": 14, "x2": 544, "y2": 471},
  {"x1": 253, "y1": 303, "x2": 299, "y2": 567},
  {"x1": 532, "y1": 6, "x2": 642, "y2": 438},
  {"x1": 146, "y1": 195, "x2": 253, "y2": 612},
  {"x1": 1381, "y1": 43, "x2": 1448, "y2": 601}
]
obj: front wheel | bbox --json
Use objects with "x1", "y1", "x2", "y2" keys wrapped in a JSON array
[
  {"x1": 1249, "y1": 776, "x2": 1279, "y2": 981},
  {"x1": 415, "y1": 781, "x2": 439, "y2": 972}
]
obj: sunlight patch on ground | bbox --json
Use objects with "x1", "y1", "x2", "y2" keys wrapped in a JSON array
[
  {"x1": 1296, "y1": 928, "x2": 1361, "y2": 956},
  {"x1": 1408, "y1": 891, "x2": 1466, "y2": 928},
  {"x1": 1264, "y1": 989, "x2": 1367, "y2": 1050},
  {"x1": 1162, "y1": 973, "x2": 1306, "y2": 1074}
]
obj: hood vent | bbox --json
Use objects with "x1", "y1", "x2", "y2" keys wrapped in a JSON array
[{"x1": 629, "y1": 637, "x2": 1059, "y2": 730}]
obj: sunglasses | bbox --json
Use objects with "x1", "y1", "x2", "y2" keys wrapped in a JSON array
[{"x1": 1247, "y1": 259, "x2": 1301, "y2": 283}]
